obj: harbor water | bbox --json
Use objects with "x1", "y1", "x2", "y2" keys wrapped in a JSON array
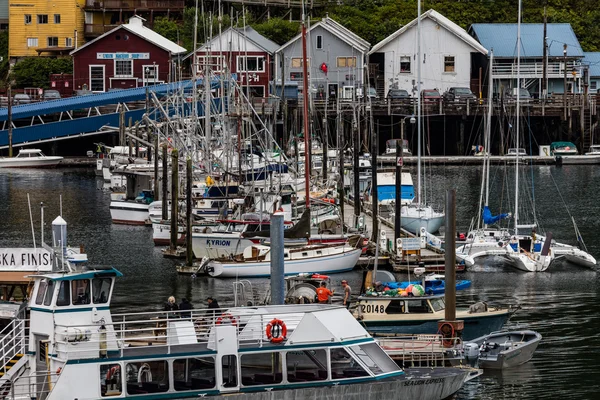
[{"x1": 0, "y1": 165, "x2": 598, "y2": 399}]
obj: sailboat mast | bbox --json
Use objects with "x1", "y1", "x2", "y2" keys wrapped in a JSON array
[
  {"x1": 514, "y1": 0, "x2": 522, "y2": 235},
  {"x1": 416, "y1": 0, "x2": 422, "y2": 205},
  {"x1": 485, "y1": 50, "x2": 494, "y2": 208},
  {"x1": 301, "y1": 7, "x2": 311, "y2": 208}
]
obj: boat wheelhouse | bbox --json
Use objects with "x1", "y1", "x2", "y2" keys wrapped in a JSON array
[
  {"x1": 354, "y1": 294, "x2": 513, "y2": 340},
  {"x1": 0, "y1": 268, "x2": 471, "y2": 399}
]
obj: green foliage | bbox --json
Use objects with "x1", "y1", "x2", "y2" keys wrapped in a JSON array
[
  {"x1": 10, "y1": 57, "x2": 73, "y2": 89},
  {"x1": 0, "y1": 30, "x2": 9, "y2": 87},
  {"x1": 253, "y1": 18, "x2": 300, "y2": 45},
  {"x1": 153, "y1": 16, "x2": 180, "y2": 44},
  {"x1": 181, "y1": 8, "x2": 232, "y2": 53}
]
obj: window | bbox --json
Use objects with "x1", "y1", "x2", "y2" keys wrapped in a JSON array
[
  {"x1": 336, "y1": 57, "x2": 356, "y2": 68},
  {"x1": 173, "y1": 357, "x2": 215, "y2": 391},
  {"x1": 115, "y1": 60, "x2": 133, "y2": 77},
  {"x1": 349, "y1": 343, "x2": 398, "y2": 374},
  {"x1": 237, "y1": 56, "x2": 265, "y2": 72},
  {"x1": 27, "y1": 37, "x2": 38, "y2": 48},
  {"x1": 221, "y1": 355, "x2": 237, "y2": 387},
  {"x1": 43, "y1": 280, "x2": 55, "y2": 306},
  {"x1": 65, "y1": 37, "x2": 72, "y2": 47},
  {"x1": 54, "y1": 14, "x2": 60, "y2": 24},
  {"x1": 35, "y1": 280, "x2": 48, "y2": 305},
  {"x1": 290, "y1": 72, "x2": 303, "y2": 81},
  {"x1": 100, "y1": 363, "x2": 122, "y2": 397},
  {"x1": 406, "y1": 299, "x2": 431, "y2": 313},
  {"x1": 591, "y1": 81, "x2": 598, "y2": 91},
  {"x1": 196, "y1": 55, "x2": 225, "y2": 74},
  {"x1": 37, "y1": 14, "x2": 48, "y2": 24},
  {"x1": 331, "y1": 347, "x2": 368, "y2": 379},
  {"x1": 291, "y1": 58, "x2": 309, "y2": 68},
  {"x1": 316, "y1": 35, "x2": 323, "y2": 49},
  {"x1": 72, "y1": 279, "x2": 90, "y2": 305},
  {"x1": 126, "y1": 361, "x2": 169, "y2": 394},
  {"x1": 400, "y1": 56, "x2": 411, "y2": 73},
  {"x1": 56, "y1": 281, "x2": 70, "y2": 306},
  {"x1": 90, "y1": 65, "x2": 105, "y2": 92},
  {"x1": 24, "y1": 15, "x2": 32, "y2": 25},
  {"x1": 47, "y1": 37, "x2": 58, "y2": 47},
  {"x1": 444, "y1": 55, "x2": 455, "y2": 72},
  {"x1": 385, "y1": 300, "x2": 405, "y2": 314},
  {"x1": 92, "y1": 278, "x2": 111, "y2": 304},
  {"x1": 241, "y1": 353, "x2": 282, "y2": 386},
  {"x1": 285, "y1": 349, "x2": 327, "y2": 382}
]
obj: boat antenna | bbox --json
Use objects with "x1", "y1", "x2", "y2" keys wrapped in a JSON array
[
  {"x1": 27, "y1": 194, "x2": 36, "y2": 249},
  {"x1": 301, "y1": 0, "x2": 311, "y2": 209},
  {"x1": 40, "y1": 202, "x2": 45, "y2": 245},
  {"x1": 60, "y1": 194, "x2": 63, "y2": 217}
]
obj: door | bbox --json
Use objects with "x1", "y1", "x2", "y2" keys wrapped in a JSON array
[
  {"x1": 35, "y1": 334, "x2": 50, "y2": 400},
  {"x1": 328, "y1": 83, "x2": 338, "y2": 100}
]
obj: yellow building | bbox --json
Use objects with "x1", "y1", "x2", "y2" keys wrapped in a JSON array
[{"x1": 9, "y1": 0, "x2": 85, "y2": 59}]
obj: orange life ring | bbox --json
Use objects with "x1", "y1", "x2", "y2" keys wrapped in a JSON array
[
  {"x1": 216, "y1": 313, "x2": 238, "y2": 327},
  {"x1": 438, "y1": 322, "x2": 455, "y2": 348},
  {"x1": 265, "y1": 318, "x2": 287, "y2": 343},
  {"x1": 311, "y1": 274, "x2": 329, "y2": 280}
]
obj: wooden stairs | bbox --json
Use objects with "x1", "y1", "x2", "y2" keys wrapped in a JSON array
[{"x1": 0, "y1": 353, "x2": 24, "y2": 379}]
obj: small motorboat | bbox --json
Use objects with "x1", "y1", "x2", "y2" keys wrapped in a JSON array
[
  {"x1": 385, "y1": 273, "x2": 471, "y2": 295},
  {"x1": 0, "y1": 149, "x2": 63, "y2": 168},
  {"x1": 465, "y1": 330, "x2": 542, "y2": 369}
]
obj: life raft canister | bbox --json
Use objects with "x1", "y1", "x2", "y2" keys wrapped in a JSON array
[{"x1": 265, "y1": 318, "x2": 288, "y2": 343}]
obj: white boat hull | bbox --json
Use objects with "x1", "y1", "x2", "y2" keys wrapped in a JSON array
[
  {"x1": 0, "y1": 156, "x2": 63, "y2": 168},
  {"x1": 400, "y1": 206, "x2": 445, "y2": 234},
  {"x1": 559, "y1": 154, "x2": 600, "y2": 164},
  {"x1": 192, "y1": 233, "x2": 259, "y2": 259},
  {"x1": 109, "y1": 201, "x2": 150, "y2": 225},
  {"x1": 207, "y1": 247, "x2": 362, "y2": 278}
]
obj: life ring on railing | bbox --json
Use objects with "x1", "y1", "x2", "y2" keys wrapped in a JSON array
[
  {"x1": 265, "y1": 318, "x2": 287, "y2": 343},
  {"x1": 106, "y1": 365, "x2": 120, "y2": 380},
  {"x1": 438, "y1": 322, "x2": 455, "y2": 348},
  {"x1": 216, "y1": 313, "x2": 238, "y2": 327}
]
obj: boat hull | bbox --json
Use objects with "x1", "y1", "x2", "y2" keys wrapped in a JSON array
[
  {"x1": 192, "y1": 234, "x2": 258, "y2": 259},
  {"x1": 401, "y1": 214, "x2": 445, "y2": 234},
  {"x1": 109, "y1": 201, "x2": 150, "y2": 225},
  {"x1": 469, "y1": 330, "x2": 542, "y2": 369},
  {"x1": 0, "y1": 157, "x2": 63, "y2": 168},
  {"x1": 207, "y1": 248, "x2": 362, "y2": 278}
]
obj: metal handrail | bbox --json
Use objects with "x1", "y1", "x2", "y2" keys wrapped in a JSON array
[{"x1": 0, "y1": 319, "x2": 27, "y2": 375}]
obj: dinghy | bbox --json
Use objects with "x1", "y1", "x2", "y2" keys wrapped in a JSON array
[{"x1": 465, "y1": 330, "x2": 542, "y2": 369}]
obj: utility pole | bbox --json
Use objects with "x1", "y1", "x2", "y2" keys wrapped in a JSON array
[{"x1": 542, "y1": 7, "x2": 548, "y2": 98}]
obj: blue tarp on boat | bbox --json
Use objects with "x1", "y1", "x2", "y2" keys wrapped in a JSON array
[{"x1": 483, "y1": 206, "x2": 510, "y2": 225}]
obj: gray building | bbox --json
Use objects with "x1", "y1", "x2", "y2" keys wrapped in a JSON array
[
  {"x1": 0, "y1": 0, "x2": 7, "y2": 30},
  {"x1": 274, "y1": 16, "x2": 370, "y2": 100},
  {"x1": 583, "y1": 52, "x2": 600, "y2": 94}
]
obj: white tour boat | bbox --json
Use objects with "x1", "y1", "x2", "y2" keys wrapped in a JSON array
[{"x1": 0, "y1": 148, "x2": 63, "y2": 168}]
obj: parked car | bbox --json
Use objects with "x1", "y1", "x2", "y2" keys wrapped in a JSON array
[
  {"x1": 42, "y1": 90, "x2": 61, "y2": 100},
  {"x1": 12, "y1": 94, "x2": 31, "y2": 105},
  {"x1": 357, "y1": 86, "x2": 379, "y2": 100},
  {"x1": 505, "y1": 87, "x2": 532, "y2": 101},
  {"x1": 421, "y1": 89, "x2": 441, "y2": 102},
  {"x1": 443, "y1": 87, "x2": 476, "y2": 102},
  {"x1": 387, "y1": 88, "x2": 410, "y2": 99}
]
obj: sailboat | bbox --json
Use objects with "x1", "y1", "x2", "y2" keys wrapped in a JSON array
[
  {"x1": 456, "y1": 7, "x2": 596, "y2": 271},
  {"x1": 397, "y1": 4, "x2": 444, "y2": 234}
]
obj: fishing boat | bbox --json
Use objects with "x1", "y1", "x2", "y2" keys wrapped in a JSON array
[
  {"x1": 204, "y1": 241, "x2": 362, "y2": 278},
  {"x1": 0, "y1": 265, "x2": 473, "y2": 399},
  {"x1": 465, "y1": 330, "x2": 542, "y2": 369},
  {"x1": 354, "y1": 294, "x2": 514, "y2": 340},
  {"x1": 109, "y1": 198, "x2": 152, "y2": 225},
  {"x1": 0, "y1": 148, "x2": 63, "y2": 168}
]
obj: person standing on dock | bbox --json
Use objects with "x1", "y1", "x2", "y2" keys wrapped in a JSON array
[
  {"x1": 341, "y1": 280, "x2": 352, "y2": 308},
  {"x1": 316, "y1": 281, "x2": 334, "y2": 304}
]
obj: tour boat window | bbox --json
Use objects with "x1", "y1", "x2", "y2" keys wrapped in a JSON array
[
  {"x1": 43, "y1": 280, "x2": 55, "y2": 306},
  {"x1": 93, "y1": 278, "x2": 112, "y2": 304},
  {"x1": 35, "y1": 280, "x2": 48, "y2": 305},
  {"x1": 302, "y1": 252, "x2": 308, "y2": 257},
  {"x1": 72, "y1": 279, "x2": 91, "y2": 305},
  {"x1": 430, "y1": 298, "x2": 444, "y2": 312},
  {"x1": 56, "y1": 281, "x2": 70, "y2": 306},
  {"x1": 221, "y1": 355, "x2": 238, "y2": 387},
  {"x1": 173, "y1": 357, "x2": 216, "y2": 391},
  {"x1": 349, "y1": 343, "x2": 398, "y2": 374},
  {"x1": 330, "y1": 347, "x2": 368, "y2": 379},
  {"x1": 385, "y1": 300, "x2": 405, "y2": 314},
  {"x1": 125, "y1": 361, "x2": 169, "y2": 394},
  {"x1": 285, "y1": 349, "x2": 327, "y2": 382},
  {"x1": 100, "y1": 363, "x2": 122, "y2": 397},
  {"x1": 240, "y1": 353, "x2": 283, "y2": 386}
]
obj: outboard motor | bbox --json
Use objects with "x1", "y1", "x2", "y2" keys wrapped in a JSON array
[{"x1": 464, "y1": 342, "x2": 480, "y2": 361}]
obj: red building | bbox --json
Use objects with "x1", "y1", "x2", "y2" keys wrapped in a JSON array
[
  {"x1": 70, "y1": 16, "x2": 186, "y2": 92},
  {"x1": 188, "y1": 26, "x2": 279, "y2": 98}
]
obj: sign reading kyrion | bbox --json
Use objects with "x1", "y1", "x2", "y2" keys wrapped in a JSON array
[{"x1": 0, "y1": 248, "x2": 53, "y2": 270}]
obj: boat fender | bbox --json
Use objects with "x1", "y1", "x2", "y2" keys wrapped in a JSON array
[
  {"x1": 311, "y1": 274, "x2": 329, "y2": 280},
  {"x1": 216, "y1": 313, "x2": 238, "y2": 327},
  {"x1": 439, "y1": 322, "x2": 455, "y2": 348},
  {"x1": 266, "y1": 319, "x2": 287, "y2": 343}
]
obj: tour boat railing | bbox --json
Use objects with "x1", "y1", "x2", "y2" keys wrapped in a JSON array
[
  {"x1": 376, "y1": 334, "x2": 464, "y2": 367},
  {"x1": 0, "y1": 318, "x2": 28, "y2": 375},
  {"x1": 52, "y1": 306, "x2": 332, "y2": 360}
]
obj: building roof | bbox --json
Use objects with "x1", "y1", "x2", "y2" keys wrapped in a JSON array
[
  {"x1": 71, "y1": 16, "x2": 186, "y2": 56},
  {"x1": 370, "y1": 9, "x2": 487, "y2": 55},
  {"x1": 583, "y1": 52, "x2": 600, "y2": 77},
  {"x1": 185, "y1": 26, "x2": 279, "y2": 60},
  {"x1": 470, "y1": 23, "x2": 583, "y2": 59},
  {"x1": 277, "y1": 16, "x2": 370, "y2": 54}
]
